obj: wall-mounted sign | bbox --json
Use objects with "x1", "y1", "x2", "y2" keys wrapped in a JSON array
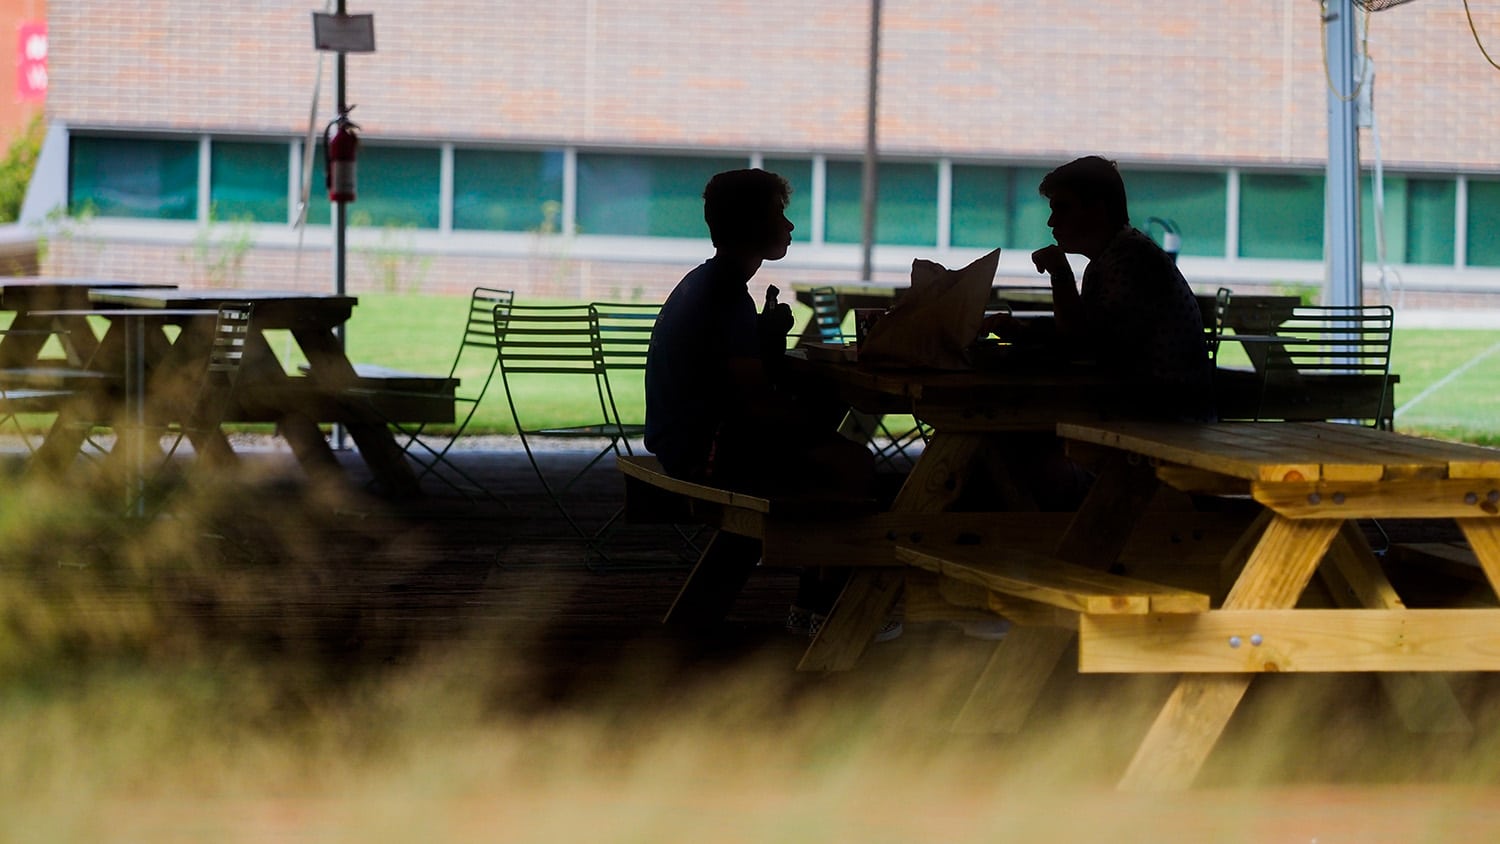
[
  {"x1": 17, "y1": 21, "x2": 46, "y2": 102},
  {"x1": 312, "y1": 13, "x2": 376, "y2": 53}
]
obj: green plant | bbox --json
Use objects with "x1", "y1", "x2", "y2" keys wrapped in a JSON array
[
  {"x1": 183, "y1": 206, "x2": 254, "y2": 287},
  {"x1": 357, "y1": 222, "x2": 431, "y2": 294},
  {"x1": 0, "y1": 113, "x2": 44, "y2": 223}
]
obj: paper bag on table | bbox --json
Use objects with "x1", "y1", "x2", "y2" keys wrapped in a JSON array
[{"x1": 857, "y1": 248, "x2": 999, "y2": 370}]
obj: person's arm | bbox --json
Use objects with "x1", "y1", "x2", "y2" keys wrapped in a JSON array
[{"x1": 1032, "y1": 244, "x2": 1082, "y2": 337}]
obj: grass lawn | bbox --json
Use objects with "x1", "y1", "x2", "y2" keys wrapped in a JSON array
[
  {"x1": 339, "y1": 293, "x2": 1500, "y2": 443},
  {"x1": 7, "y1": 291, "x2": 1499, "y2": 442}
]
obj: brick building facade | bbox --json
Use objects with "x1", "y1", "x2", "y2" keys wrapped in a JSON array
[{"x1": 26, "y1": 1, "x2": 1500, "y2": 306}]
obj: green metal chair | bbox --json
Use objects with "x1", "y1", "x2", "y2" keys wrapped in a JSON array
[
  {"x1": 495, "y1": 303, "x2": 641, "y2": 554},
  {"x1": 807, "y1": 286, "x2": 927, "y2": 471}
]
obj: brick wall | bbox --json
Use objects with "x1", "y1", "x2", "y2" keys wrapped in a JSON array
[{"x1": 46, "y1": 1, "x2": 1500, "y2": 170}]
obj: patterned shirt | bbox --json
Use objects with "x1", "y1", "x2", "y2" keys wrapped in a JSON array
[{"x1": 1077, "y1": 227, "x2": 1215, "y2": 420}]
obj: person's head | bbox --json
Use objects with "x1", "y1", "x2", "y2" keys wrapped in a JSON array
[
  {"x1": 703, "y1": 168, "x2": 794, "y2": 260},
  {"x1": 1038, "y1": 156, "x2": 1130, "y2": 256}
]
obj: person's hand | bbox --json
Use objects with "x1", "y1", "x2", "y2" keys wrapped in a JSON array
[
  {"x1": 1030, "y1": 244, "x2": 1073, "y2": 280},
  {"x1": 758, "y1": 301, "x2": 794, "y2": 339},
  {"x1": 980, "y1": 312, "x2": 1026, "y2": 339}
]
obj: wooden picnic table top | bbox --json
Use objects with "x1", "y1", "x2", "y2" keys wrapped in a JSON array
[
  {"x1": 88, "y1": 288, "x2": 359, "y2": 329},
  {"x1": 1059, "y1": 421, "x2": 1500, "y2": 483}
]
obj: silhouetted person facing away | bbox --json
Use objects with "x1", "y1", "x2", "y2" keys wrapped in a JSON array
[
  {"x1": 988, "y1": 155, "x2": 1215, "y2": 421},
  {"x1": 646, "y1": 168, "x2": 890, "y2": 640}
]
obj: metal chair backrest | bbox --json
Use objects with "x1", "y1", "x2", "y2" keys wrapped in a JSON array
[
  {"x1": 207, "y1": 301, "x2": 254, "y2": 385},
  {"x1": 809, "y1": 287, "x2": 844, "y2": 342},
  {"x1": 460, "y1": 287, "x2": 514, "y2": 355},
  {"x1": 1236, "y1": 303, "x2": 1395, "y2": 427},
  {"x1": 1207, "y1": 286, "x2": 1232, "y2": 365},
  {"x1": 590, "y1": 301, "x2": 660, "y2": 373}
]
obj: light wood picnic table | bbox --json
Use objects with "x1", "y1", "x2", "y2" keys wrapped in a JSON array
[{"x1": 1044, "y1": 420, "x2": 1500, "y2": 790}]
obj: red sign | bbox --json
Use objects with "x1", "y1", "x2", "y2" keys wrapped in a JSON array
[{"x1": 17, "y1": 21, "x2": 46, "y2": 103}]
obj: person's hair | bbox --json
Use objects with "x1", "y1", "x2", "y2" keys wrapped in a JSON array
[
  {"x1": 1038, "y1": 155, "x2": 1130, "y2": 229},
  {"x1": 702, "y1": 168, "x2": 791, "y2": 249}
]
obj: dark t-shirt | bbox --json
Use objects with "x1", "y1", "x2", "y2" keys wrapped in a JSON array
[{"x1": 644, "y1": 258, "x2": 760, "y2": 477}]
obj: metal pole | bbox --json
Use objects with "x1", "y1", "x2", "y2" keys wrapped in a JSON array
[
  {"x1": 331, "y1": 0, "x2": 348, "y2": 449},
  {"x1": 859, "y1": 0, "x2": 881, "y2": 281},
  {"x1": 1325, "y1": 0, "x2": 1362, "y2": 307}
]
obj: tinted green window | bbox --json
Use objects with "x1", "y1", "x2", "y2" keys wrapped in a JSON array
[
  {"x1": 951, "y1": 165, "x2": 1012, "y2": 249},
  {"x1": 69, "y1": 136, "x2": 197, "y2": 220},
  {"x1": 210, "y1": 141, "x2": 288, "y2": 223},
  {"x1": 453, "y1": 149, "x2": 564, "y2": 232},
  {"x1": 1239, "y1": 172, "x2": 1324, "y2": 260},
  {"x1": 577, "y1": 154, "x2": 746, "y2": 238},
  {"x1": 1361, "y1": 172, "x2": 1405, "y2": 265},
  {"x1": 762, "y1": 158, "x2": 813, "y2": 242},
  {"x1": 1011, "y1": 166, "x2": 1054, "y2": 249},
  {"x1": 951, "y1": 164, "x2": 1055, "y2": 250},
  {"x1": 825, "y1": 161, "x2": 937, "y2": 246},
  {"x1": 307, "y1": 146, "x2": 441, "y2": 228},
  {"x1": 1405, "y1": 178, "x2": 1455, "y2": 265},
  {"x1": 1467, "y1": 179, "x2": 1500, "y2": 267},
  {"x1": 1123, "y1": 169, "x2": 1227, "y2": 257}
]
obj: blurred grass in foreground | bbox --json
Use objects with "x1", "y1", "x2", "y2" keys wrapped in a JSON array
[{"x1": 5, "y1": 463, "x2": 1500, "y2": 841}]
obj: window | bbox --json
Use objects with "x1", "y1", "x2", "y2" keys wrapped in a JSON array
[
  {"x1": 576, "y1": 153, "x2": 746, "y2": 238},
  {"x1": 69, "y1": 135, "x2": 197, "y2": 220},
  {"x1": 825, "y1": 160, "x2": 938, "y2": 247},
  {"x1": 762, "y1": 157, "x2": 813, "y2": 242},
  {"x1": 306, "y1": 145, "x2": 441, "y2": 228},
  {"x1": 1238, "y1": 172, "x2": 1324, "y2": 260},
  {"x1": 1467, "y1": 178, "x2": 1500, "y2": 267},
  {"x1": 453, "y1": 149, "x2": 564, "y2": 232},
  {"x1": 1404, "y1": 177, "x2": 1456, "y2": 265},
  {"x1": 210, "y1": 140, "x2": 289, "y2": 223},
  {"x1": 950, "y1": 164, "x2": 1053, "y2": 250},
  {"x1": 1123, "y1": 169, "x2": 1227, "y2": 258},
  {"x1": 1358, "y1": 174, "x2": 1456, "y2": 266}
]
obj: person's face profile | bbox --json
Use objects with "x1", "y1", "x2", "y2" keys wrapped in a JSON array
[
  {"x1": 756, "y1": 204, "x2": 794, "y2": 261},
  {"x1": 1045, "y1": 189, "x2": 1103, "y2": 252}
]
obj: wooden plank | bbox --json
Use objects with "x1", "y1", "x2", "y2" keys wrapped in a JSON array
[
  {"x1": 1252, "y1": 479, "x2": 1500, "y2": 520},
  {"x1": 662, "y1": 530, "x2": 762, "y2": 628},
  {"x1": 1055, "y1": 450, "x2": 1160, "y2": 565},
  {"x1": 797, "y1": 568, "x2": 904, "y2": 672},
  {"x1": 889, "y1": 431, "x2": 982, "y2": 513},
  {"x1": 1457, "y1": 519, "x2": 1500, "y2": 598},
  {"x1": 617, "y1": 456, "x2": 773, "y2": 513},
  {"x1": 1321, "y1": 524, "x2": 1472, "y2": 735},
  {"x1": 1058, "y1": 421, "x2": 1500, "y2": 484},
  {"x1": 1080, "y1": 609, "x2": 1500, "y2": 673},
  {"x1": 951, "y1": 626, "x2": 1076, "y2": 735},
  {"x1": 1058, "y1": 421, "x2": 1329, "y2": 482},
  {"x1": 898, "y1": 544, "x2": 1210, "y2": 616},
  {"x1": 1117, "y1": 516, "x2": 1338, "y2": 791}
]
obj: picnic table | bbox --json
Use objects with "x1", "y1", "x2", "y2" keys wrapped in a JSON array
[
  {"x1": 1037, "y1": 420, "x2": 1500, "y2": 789},
  {"x1": 789, "y1": 280, "x2": 1300, "y2": 350},
  {"x1": 30, "y1": 288, "x2": 455, "y2": 498},
  {"x1": 0, "y1": 276, "x2": 176, "y2": 370}
]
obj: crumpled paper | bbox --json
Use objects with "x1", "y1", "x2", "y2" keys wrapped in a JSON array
[{"x1": 857, "y1": 248, "x2": 1000, "y2": 370}]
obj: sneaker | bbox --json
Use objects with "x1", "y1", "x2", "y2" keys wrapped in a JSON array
[
  {"x1": 785, "y1": 605, "x2": 817, "y2": 635},
  {"x1": 873, "y1": 618, "x2": 904, "y2": 643},
  {"x1": 954, "y1": 618, "x2": 1011, "y2": 641},
  {"x1": 791, "y1": 607, "x2": 902, "y2": 644}
]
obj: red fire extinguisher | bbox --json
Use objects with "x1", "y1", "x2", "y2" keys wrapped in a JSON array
[{"x1": 324, "y1": 107, "x2": 360, "y2": 203}]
